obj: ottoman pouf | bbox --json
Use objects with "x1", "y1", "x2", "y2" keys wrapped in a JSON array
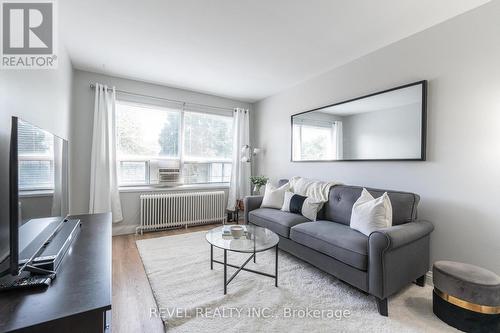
[{"x1": 433, "y1": 260, "x2": 500, "y2": 333}]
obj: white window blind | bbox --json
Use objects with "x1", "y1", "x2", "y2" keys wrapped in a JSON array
[{"x1": 18, "y1": 120, "x2": 55, "y2": 190}]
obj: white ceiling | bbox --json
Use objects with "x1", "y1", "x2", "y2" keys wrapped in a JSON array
[{"x1": 60, "y1": 0, "x2": 489, "y2": 102}]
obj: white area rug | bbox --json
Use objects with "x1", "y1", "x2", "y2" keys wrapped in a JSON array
[{"x1": 136, "y1": 231, "x2": 456, "y2": 333}]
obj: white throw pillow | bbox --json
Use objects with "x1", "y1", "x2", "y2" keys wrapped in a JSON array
[
  {"x1": 350, "y1": 188, "x2": 393, "y2": 236},
  {"x1": 281, "y1": 191, "x2": 322, "y2": 221},
  {"x1": 261, "y1": 182, "x2": 290, "y2": 209}
]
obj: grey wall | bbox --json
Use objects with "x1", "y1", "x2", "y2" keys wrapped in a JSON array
[
  {"x1": 342, "y1": 103, "x2": 422, "y2": 159},
  {"x1": 253, "y1": 2, "x2": 500, "y2": 273},
  {"x1": 70, "y1": 70, "x2": 251, "y2": 235},
  {"x1": 0, "y1": 46, "x2": 73, "y2": 260}
]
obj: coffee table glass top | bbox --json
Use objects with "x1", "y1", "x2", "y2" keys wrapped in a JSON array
[{"x1": 206, "y1": 225, "x2": 279, "y2": 253}]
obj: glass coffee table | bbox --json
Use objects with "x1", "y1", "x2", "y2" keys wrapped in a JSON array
[{"x1": 206, "y1": 225, "x2": 279, "y2": 295}]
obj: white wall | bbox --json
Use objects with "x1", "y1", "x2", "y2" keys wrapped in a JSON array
[
  {"x1": 0, "y1": 46, "x2": 73, "y2": 259},
  {"x1": 0, "y1": 46, "x2": 73, "y2": 139},
  {"x1": 70, "y1": 70, "x2": 251, "y2": 235},
  {"x1": 253, "y1": 2, "x2": 500, "y2": 273}
]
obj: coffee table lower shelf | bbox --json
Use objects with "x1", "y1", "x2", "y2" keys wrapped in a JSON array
[{"x1": 210, "y1": 244, "x2": 278, "y2": 295}]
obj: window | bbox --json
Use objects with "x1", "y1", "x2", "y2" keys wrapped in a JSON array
[
  {"x1": 116, "y1": 102, "x2": 180, "y2": 159},
  {"x1": 18, "y1": 120, "x2": 55, "y2": 191},
  {"x1": 292, "y1": 123, "x2": 336, "y2": 161},
  {"x1": 183, "y1": 162, "x2": 232, "y2": 184},
  {"x1": 183, "y1": 112, "x2": 233, "y2": 161},
  {"x1": 115, "y1": 101, "x2": 233, "y2": 186},
  {"x1": 183, "y1": 111, "x2": 233, "y2": 184},
  {"x1": 116, "y1": 102, "x2": 180, "y2": 185},
  {"x1": 119, "y1": 161, "x2": 148, "y2": 185}
]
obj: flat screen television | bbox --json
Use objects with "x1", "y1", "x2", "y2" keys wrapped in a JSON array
[{"x1": 0, "y1": 117, "x2": 69, "y2": 277}]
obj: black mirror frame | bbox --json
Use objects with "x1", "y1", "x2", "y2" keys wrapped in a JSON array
[{"x1": 290, "y1": 80, "x2": 427, "y2": 162}]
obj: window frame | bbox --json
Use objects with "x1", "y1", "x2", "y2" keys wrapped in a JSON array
[{"x1": 115, "y1": 100, "x2": 234, "y2": 188}]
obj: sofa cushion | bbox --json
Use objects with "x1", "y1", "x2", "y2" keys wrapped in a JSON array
[
  {"x1": 290, "y1": 221, "x2": 368, "y2": 270},
  {"x1": 321, "y1": 185, "x2": 420, "y2": 226},
  {"x1": 248, "y1": 208, "x2": 309, "y2": 238}
]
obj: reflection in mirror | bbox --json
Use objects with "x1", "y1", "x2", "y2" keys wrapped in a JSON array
[
  {"x1": 292, "y1": 82, "x2": 426, "y2": 161},
  {"x1": 18, "y1": 120, "x2": 69, "y2": 225}
]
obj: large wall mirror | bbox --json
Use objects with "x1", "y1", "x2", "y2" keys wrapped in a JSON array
[{"x1": 291, "y1": 81, "x2": 427, "y2": 161}]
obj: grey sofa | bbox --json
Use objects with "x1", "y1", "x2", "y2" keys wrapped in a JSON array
[{"x1": 244, "y1": 180, "x2": 434, "y2": 316}]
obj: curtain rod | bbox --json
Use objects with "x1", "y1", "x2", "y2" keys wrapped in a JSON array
[{"x1": 89, "y1": 83, "x2": 237, "y2": 112}]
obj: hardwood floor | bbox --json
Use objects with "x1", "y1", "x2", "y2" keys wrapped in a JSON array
[{"x1": 111, "y1": 223, "x2": 221, "y2": 333}]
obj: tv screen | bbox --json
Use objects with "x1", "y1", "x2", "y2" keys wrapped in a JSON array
[
  {"x1": 0, "y1": 117, "x2": 12, "y2": 276},
  {"x1": 1, "y1": 117, "x2": 69, "y2": 277}
]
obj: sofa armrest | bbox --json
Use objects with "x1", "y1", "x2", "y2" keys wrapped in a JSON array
[
  {"x1": 370, "y1": 220, "x2": 434, "y2": 251},
  {"x1": 368, "y1": 220, "x2": 434, "y2": 299},
  {"x1": 243, "y1": 195, "x2": 263, "y2": 224}
]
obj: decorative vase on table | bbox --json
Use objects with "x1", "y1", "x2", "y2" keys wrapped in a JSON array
[
  {"x1": 253, "y1": 185, "x2": 263, "y2": 195},
  {"x1": 250, "y1": 176, "x2": 268, "y2": 196}
]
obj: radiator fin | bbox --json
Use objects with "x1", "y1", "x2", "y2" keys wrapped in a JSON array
[{"x1": 137, "y1": 191, "x2": 226, "y2": 234}]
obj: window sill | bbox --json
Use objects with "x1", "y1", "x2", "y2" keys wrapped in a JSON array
[
  {"x1": 119, "y1": 183, "x2": 230, "y2": 193},
  {"x1": 20, "y1": 190, "x2": 54, "y2": 198}
]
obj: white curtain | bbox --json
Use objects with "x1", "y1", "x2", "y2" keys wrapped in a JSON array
[
  {"x1": 89, "y1": 83, "x2": 123, "y2": 223},
  {"x1": 334, "y1": 121, "x2": 343, "y2": 160},
  {"x1": 227, "y1": 108, "x2": 251, "y2": 211}
]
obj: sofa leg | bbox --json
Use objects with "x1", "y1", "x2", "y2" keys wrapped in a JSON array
[
  {"x1": 375, "y1": 297, "x2": 388, "y2": 316},
  {"x1": 415, "y1": 274, "x2": 426, "y2": 287}
]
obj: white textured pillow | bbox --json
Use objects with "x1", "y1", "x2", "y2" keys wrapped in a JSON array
[
  {"x1": 350, "y1": 188, "x2": 393, "y2": 236},
  {"x1": 281, "y1": 191, "x2": 322, "y2": 221},
  {"x1": 261, "y1": 182, "x2": 290, "y2": 209},
  {"x1": 301, "y1": 199, "x2": 322, "y2": 221}
]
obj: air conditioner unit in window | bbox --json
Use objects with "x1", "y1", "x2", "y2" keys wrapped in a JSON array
[
  {"x1": 158, "y1": 167, "x2": 181, "y2": 185},
  {"x1": 150, "y1": 160, "x2": 181, "y2": 186}
]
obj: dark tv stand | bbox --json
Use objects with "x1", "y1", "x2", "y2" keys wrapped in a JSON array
[{"x1": 0, "y1": 213, "x2": 112, "y2": 333}]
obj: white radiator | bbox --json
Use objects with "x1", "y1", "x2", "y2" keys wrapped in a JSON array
[{"x1": 137, "y1": 191, "x2": 226, "y2": 234}]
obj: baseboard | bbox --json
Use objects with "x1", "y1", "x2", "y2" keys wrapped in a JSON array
[
  {"x1": 112, "y1": 224, "x2": 138, "y2": 236},
  {"x1": 112, "y1": 221, "x2": 225, "y2": 236}
]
